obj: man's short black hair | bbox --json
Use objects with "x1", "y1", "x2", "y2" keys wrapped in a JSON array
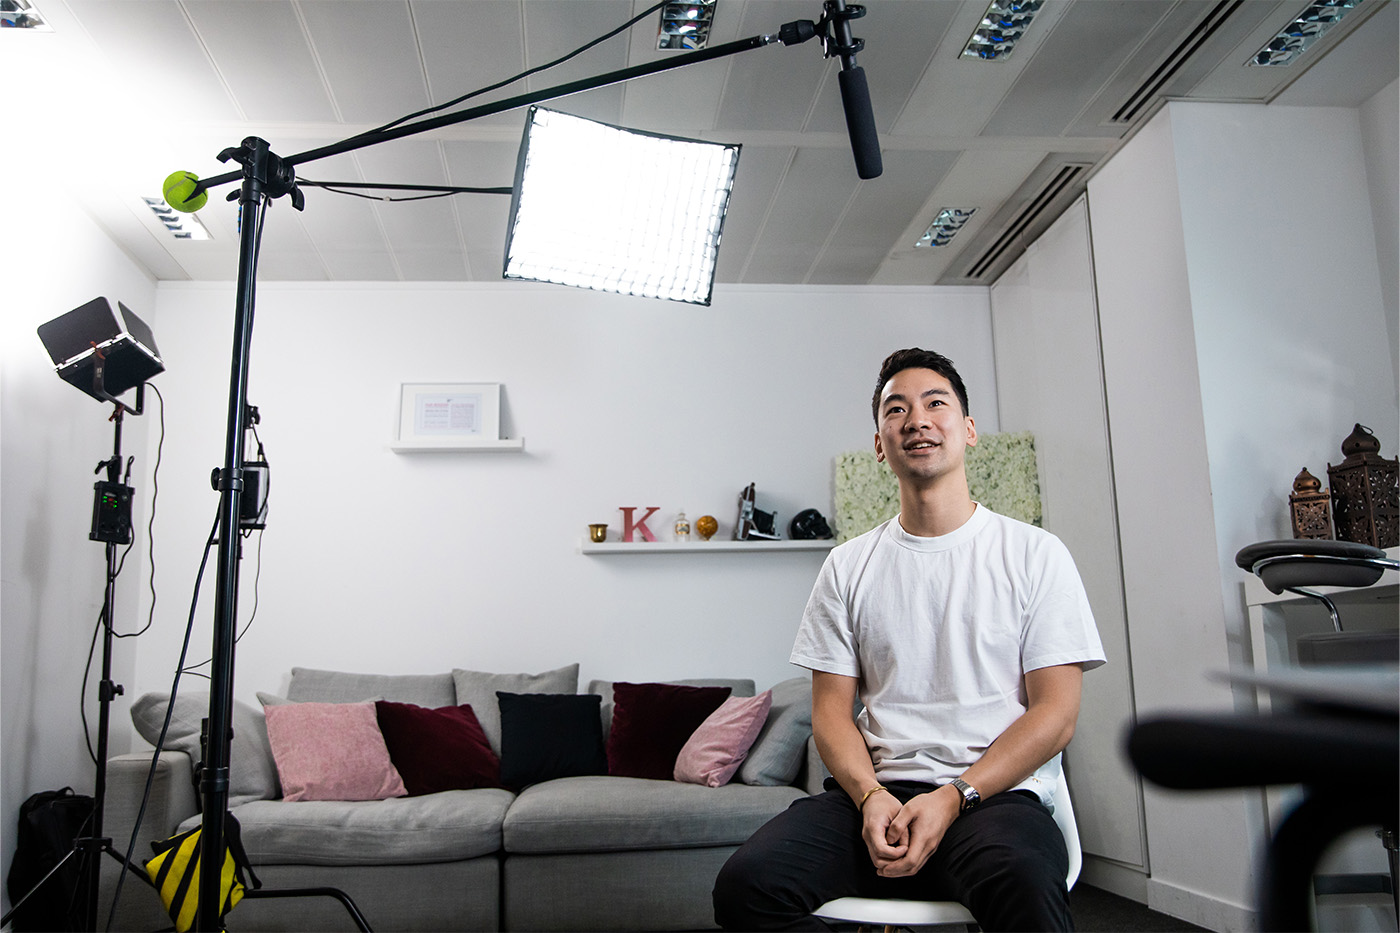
[{"x1": 871, "y1": 348, "x2": 970, "y2": 423}]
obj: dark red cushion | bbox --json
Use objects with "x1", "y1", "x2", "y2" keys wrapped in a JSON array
[
  {"x1": 374, "y1": 701, "x2": 499, "y2": 795},
  {"x1": 606, "y1": 683, "x2": 732, "y2": 780}
]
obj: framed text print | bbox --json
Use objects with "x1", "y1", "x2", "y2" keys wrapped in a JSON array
[{"x1": 392, "y1": 383, "x2": 523, "y2": 452}]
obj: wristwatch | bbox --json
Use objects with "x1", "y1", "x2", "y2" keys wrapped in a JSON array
[{"x1": 950, "y1": 777, "x2": 981, "y2": 812}]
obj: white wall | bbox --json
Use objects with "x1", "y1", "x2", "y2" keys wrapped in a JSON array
[
  {"x1": 989, "y1": 198, "x2": 1146, "y2": 875},
  {"x1": 1358, "y1": 79, "x2": 1399, "y2": 381},
  {"x1": 1084, "y1": 93, "x2": 1399, "y2": 931},
  {"x1": 131, "y1": 282, "x2": 997, "y2": 711},
  {"x1": 0, "y1": 61, "x2": 159, "y2": 916}
]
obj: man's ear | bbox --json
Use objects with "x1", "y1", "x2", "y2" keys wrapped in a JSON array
[
  {"x1": 874, "y1": 433, "x2": 886, "y2": 463},
  {"x1": 964, "y1": 416, "x2": 977, "y2": 448}
]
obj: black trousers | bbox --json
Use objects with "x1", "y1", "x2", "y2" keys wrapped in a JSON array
[{"x1": 713, "y1": 779, "x2": 1072, "y2": 932}]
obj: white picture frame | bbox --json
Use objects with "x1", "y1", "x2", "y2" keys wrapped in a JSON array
[{"x1": 393, "y1": 383, "x2": 520, "y2": 451}]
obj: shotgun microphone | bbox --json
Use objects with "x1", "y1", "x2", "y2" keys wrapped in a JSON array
[{"x1": 826, "y1": 0, "x2": 882, "y2": 179}]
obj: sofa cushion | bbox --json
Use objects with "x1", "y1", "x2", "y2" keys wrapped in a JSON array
[
  {"x1": 497, "y1": 692, "x2": 607, "y2": 789},
  {"x1": 375, "y1": 701, "x2": 500, "y2": 795},
  {"x1": 131, "y1": 691, "x2": 278, "y2": 806},
  {"x1": 215, "y1": 789, "x2": 515, "y2": 865},
  {"x1": 674, "y1": 690, "x2": 772, "y2": 787},
  {"x1": 453, "y1": 664, "x2": 580, "y2": 756},
  {"x1": 606, "y1": 683, "x2": 732, "y2": 780},
  {"x1": 286, "y1": 667, "x2": 456, "y2": 708},
  {"x1": 738, "y1": 676, "x2": 813, "y2": 786},
  {"x1": 264, "y1": 701, "x2": 406, "y2": 802},
  {"x1": 587, "y1": 678, "x2": 755, "y2": 740},
  {"x1": 502, "y1": 776, "x2": 804, "y2": 854}
]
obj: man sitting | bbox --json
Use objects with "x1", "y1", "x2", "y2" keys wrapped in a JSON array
[{"x1": 713, "y1": 348, "x2": 1105, "y2": 931}]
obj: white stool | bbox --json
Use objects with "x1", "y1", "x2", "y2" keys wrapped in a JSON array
[{"x1": 813, "y1": 772, "x2": 1082, "y2": 931}]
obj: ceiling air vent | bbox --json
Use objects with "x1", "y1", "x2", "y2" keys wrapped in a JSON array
[
  {"x1": 964, "y1": 163, "x2": 1089, "y2": 281},
  {"x1": 1109, "y1": 0, "x2": 1243, "y2": 125}
]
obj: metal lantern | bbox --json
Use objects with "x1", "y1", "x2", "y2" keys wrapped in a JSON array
[
  {"x1": 1327, "y1": 423, "x2": 1399, "y2": 548},
  {"x1": 1288, "y1": 467, "x2": 1333, "y2": 540}
]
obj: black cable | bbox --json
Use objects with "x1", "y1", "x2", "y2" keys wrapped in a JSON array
[
  {"x1": 116, "y1": 382, "x2": 165, "y2": 640},
  {"x1": 106, "y1": 507, "x2": 221, "y2": 932},
  {"x1": 355, "y1": 0, "x2": 665, "y2": 139}
]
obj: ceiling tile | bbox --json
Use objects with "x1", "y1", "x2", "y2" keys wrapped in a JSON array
[
  {"x1": 744, "y1": 146, "x2": 859, "y2": 282},
  {"x1": 809, "y1": 148, "x2": 963, "y2": 285},
  {"x1": 181, "y1": 1, "x2": 337, "y2": 124},
  {"x1": 982, "y1": 0, "x2": 1176, "y2": 138},
  {"x1": 297, "y1": 0, "x2": 431, "y2": 125},
  {"x1": 411, "y1": 0, "x2": 526, "y2": 127},
  {"x1": 63, "y1": 0, "x2": 244, "y2": 123}
]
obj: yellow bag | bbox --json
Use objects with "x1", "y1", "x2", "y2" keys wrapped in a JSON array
[{"x1": 144, "y1": 813, "x2": 259, "y2": 932}]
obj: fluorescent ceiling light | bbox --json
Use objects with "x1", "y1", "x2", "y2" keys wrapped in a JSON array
[
  {"x1": 915, "y1": 208, "x2": 977, "y2": 248},
  {"x1": 143, "y1": 196, "x2": 211, "y2": 240},
  {"x1": 1249, "y1": 0, "x2": 1360, "y2": 66},
  {"x1": 658, "y1": 1, "x2": 717, "y2": 51},
  {"x1": 1, "y1": 0, "x2": 51, "y2": 30},
  {"x1": 962, "y1": 0, "x2": 1043, "y2": 61},
  {"x1": 503, "y1": 107, "x2": 740, "y2": 306}
]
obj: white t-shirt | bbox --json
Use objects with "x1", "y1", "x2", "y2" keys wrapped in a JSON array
[{"x1": 791, "y1": 504, "x2": 1105, "y2": 806}]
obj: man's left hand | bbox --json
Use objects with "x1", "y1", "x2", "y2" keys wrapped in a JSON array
[{"x1": 873, "y1": 785, "x2": 962, "y2": 877}]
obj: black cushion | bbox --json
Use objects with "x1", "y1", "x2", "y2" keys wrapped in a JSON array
[
  {"x1": 1234, "y1": 539, "x2": 1389, "y2": 593},
  {"x1": 496, "y1": 692, "x2": 607, "y2": 790}
]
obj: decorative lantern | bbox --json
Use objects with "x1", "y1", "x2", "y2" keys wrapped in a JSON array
[
  {"x1": 1288, "y1": 467, "x2": 1333, "y2": 540},
  {"x1": 1327, "y1": 424, "x2": 1399, "y2": 548}
]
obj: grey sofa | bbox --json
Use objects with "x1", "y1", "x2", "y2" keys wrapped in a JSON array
[{"x1": 99, "y1": 666, "x2": 820, "y2": 932}]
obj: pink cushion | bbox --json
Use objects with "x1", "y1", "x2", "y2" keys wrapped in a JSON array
[
  {"x1": 673, "y1": 690, "x2": 773, "y2": 787},
  {"x1": 264, "y1": 700, "x2": 406, "y2": 802}
]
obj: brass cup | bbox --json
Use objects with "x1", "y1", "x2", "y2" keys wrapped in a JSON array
[{"x1": 588, "y1": 523, "x2": 608, "y2": 543}]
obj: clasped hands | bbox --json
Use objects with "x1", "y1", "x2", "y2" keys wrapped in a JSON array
[{"x1": 860, "y1": 784, "x2": 961, "y2": 878}]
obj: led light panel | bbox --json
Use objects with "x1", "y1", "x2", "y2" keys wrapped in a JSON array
[
  {"x1": 1250, "y1": 0, "x2": 1360, "y2": 66},
  {"x1": 503, "y1": 107, "x2": 739, "y2": 306},
  {"x1": 915, "y1": 208, "x2": 977, "y2": 248}
]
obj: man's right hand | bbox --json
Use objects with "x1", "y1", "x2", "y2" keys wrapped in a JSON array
[{"x1": 860, "y1": 790, "x2": 909, "y2": 870}]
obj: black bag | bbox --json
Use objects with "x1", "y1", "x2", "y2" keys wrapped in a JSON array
[{"x1": 5, "y1": 787, "x2": 95, "y2": 932}]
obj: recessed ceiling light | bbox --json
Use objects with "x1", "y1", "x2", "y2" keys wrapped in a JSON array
[
  {"x1": 658, "y1": 1, "x2": 716, "y2": 51},
  {"x1": 961, "y1": 0, "x2": 1043, "y2": 61},
  {"x1": 142, "y1": 197, "x2": 211, "y2": 241},
  {"x1": 915, "y1": 208, "x2": 977, "y2": 248},
  {"x1": 1249, "y1": 0, "x2": 1360, "y2": 66},
  {"x1": 1, "y1": 0, "x2": 51, "y2": 30}
]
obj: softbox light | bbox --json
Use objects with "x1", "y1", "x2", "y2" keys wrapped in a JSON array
[
  {"x1": 503, "y1": 107, "x2": 740, "y2": 306},
  {"x1": 38, "y1": 297, "x2": 164, "y2": 406}
]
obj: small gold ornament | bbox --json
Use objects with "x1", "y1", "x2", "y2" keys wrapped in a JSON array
[{"x1": 695, "y1": 515, "x2": 718, "y2": 541}]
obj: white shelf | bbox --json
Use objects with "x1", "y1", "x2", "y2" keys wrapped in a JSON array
[
  {"x1": 390, "y1": 438, "x2": 525, "y2": 453},
  {"x1": 581, "y1": 539, "x2": 835, "y2": 555}
]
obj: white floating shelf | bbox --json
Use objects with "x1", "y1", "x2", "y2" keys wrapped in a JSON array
[
  {"x1": 581, "y1": 539, "x2": 835, "y2": 555},
  {"x1": 390, "y1": 438, "x2": 525, "y2": 453}
]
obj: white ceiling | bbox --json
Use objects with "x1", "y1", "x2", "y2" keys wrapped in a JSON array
[{"x1": 22, "y1": 0, "x2": 1400, "y2": 287}]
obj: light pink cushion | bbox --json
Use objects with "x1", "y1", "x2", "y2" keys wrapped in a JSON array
[
  {"x1": 264, "y1": 700, "x2": 406, "y2": 802},
  {"x1": 673, "y1": 690, "x2": 773, "y2": 787}
]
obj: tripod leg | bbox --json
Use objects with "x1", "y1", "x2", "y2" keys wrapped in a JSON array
[
  {"x1": 243, "y1": 886, "x2": 374, "y2": 932},
  {"x1": 0, "y1": 846, "x2": 80, "y2": 929}
]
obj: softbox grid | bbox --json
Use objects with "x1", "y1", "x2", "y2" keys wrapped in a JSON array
[{"x1": 503, "y1": 107, "x2": 740, "y2": 306}]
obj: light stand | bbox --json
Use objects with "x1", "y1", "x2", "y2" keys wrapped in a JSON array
[
  {"x1": 3, "y1": 315, "x2": 162, "y2": 930},
  {"x1": 185, "y1": 8, "x2": 872, "y2": 929}
]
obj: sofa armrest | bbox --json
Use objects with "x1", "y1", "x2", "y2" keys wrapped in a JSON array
[
  {"x1": 105, "y1": 750, "x2": 200, "y2": 848},
  {"x1": 801, "y1": 735, "x2": 830, "y2": 796}
]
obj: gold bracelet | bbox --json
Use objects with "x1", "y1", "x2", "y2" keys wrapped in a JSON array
[{"x1": 858, "y1": 785, "x2": 888, "y2": 810}]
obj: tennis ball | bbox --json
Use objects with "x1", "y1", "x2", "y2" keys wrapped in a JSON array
[{"x1": 162, "y1": 171, "x2": 208, "y2": 213}]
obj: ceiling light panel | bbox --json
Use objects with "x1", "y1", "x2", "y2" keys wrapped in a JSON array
[
  {"x1": 1249, "y1": 0, "x2": 1360, "y2": 66},
  {"x1": 659, "y1": 0, "x2": 717, "y2": 51},
  {"x1": 962, "y1": 0, "x2": 1045, "y2": 61},
  {"x1": 143, "y1": 197, "x2": 211, "y2": 241},
  {"x1": 916, "y1": 208, "x2": 978, "y2": 248},
  {"x1": 0, "y1": 0, "x2": 51, "y2": 30}
]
